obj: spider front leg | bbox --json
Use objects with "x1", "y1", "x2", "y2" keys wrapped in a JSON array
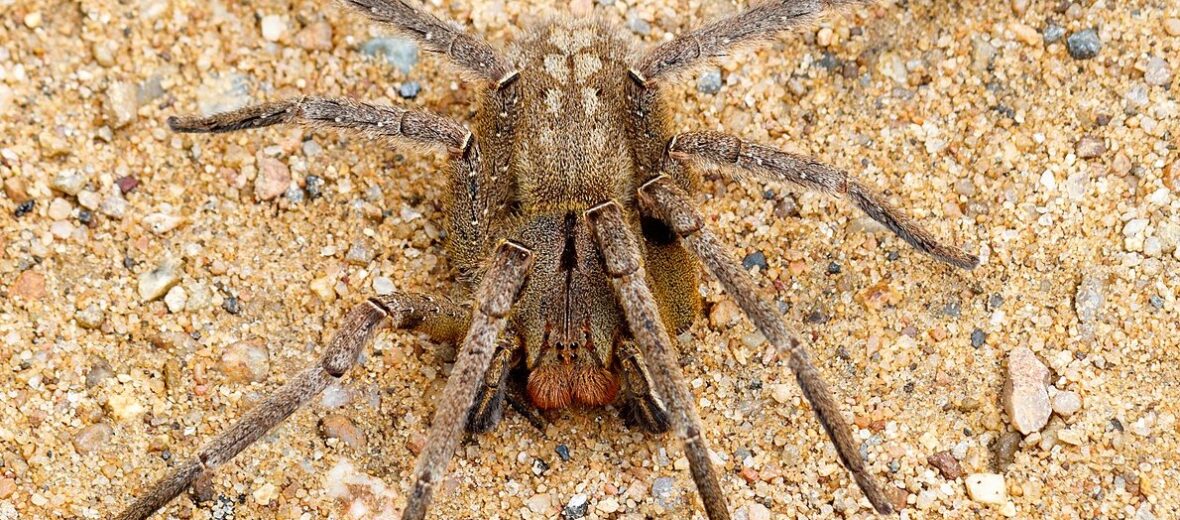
[
  {"x1": 667, "y1": 131, "x2": 978, "y2": 270},
  {"x1": 586, "y1": 201, "x2": 731, "y2": 520},
  {"x1": 403, "y1": 241, "x2": 534, "y2": 520},
  {"x1": 639, "y1": 176, "x2": 895, "y2": 514},
  {"x1": 116, "y1": 292, "x2": 466, "y2": 520}
]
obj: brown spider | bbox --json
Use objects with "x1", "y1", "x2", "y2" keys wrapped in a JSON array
[{"x1": 116, "y1": 1, "x2": 978, "y2": 518}]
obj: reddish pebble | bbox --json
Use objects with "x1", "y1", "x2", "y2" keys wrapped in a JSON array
[
  {"x1": 739, "y1": 467, "x2": 760, "y2": 483},
  {"x1": 115, "y1": 175, "x2": 140, "y2": 194},
  {"x1": 0, "y1": 477, "x2": 15, "y2": 499},
  {"x1": 10, "y1": 270, "x2": 46, "y2": 300},
  {"x1": 927, "y1": 450, "x2": 963, "y2": 479}
]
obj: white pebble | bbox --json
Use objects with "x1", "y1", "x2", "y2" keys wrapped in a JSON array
[
  {"x1": 965, "y1": 473, "x2": 1007, "y2": 505},
  {"x1": 1052, "y1": 390, "x2": 1082, "y2": 417},
  {"x1": 260, "y1": 15, "x2": 287, "y2": 42},
  {"x1": 164, "y1": 286, "x2": 187, "y2": 313},
  {"x1": 372, "y1": 276, "x2": 395, "y2": 295},
  {"x1": 138, "y1": 258, "x2": 183, "y2": 302}
]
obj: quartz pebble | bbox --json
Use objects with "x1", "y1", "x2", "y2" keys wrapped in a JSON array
[
  {"x1": 563, "y1": 494, "x2": 588, "y2": 519},
  {"x1": 260, "y1": 15, "x2": 286, "y2": 42},
  {"x1": 1003, "y1": 347, "x2": 1051, "y2": 434},
  {"x1": 319, "y1": 414, "x2": 366, "y2": 449},
  {"x1": 73, "y1": 423, "x2": 112, "y2": 454},
  {"x1": 219, "y1": 340, "x2": 271, "y2": 383},
  {"x1": 1143, "y1": 56, "x2": 1172, "y2": 86},
  {"x1": 1074, "y1": 136, "x2": 1105, "y2": 158},
  {"x1": 965, "y1": 473, "x2": 1008, "y2": 505},
  {"x1": 1052, "y1": 391, "x2": 1082, "y2": 417},
  {"x1": 106, "y1": 81, "x2": 139, "y2": 128},
  {"x1": 164, "y1": 286, "x2": 187, "y2": 313},
  {"x1": 255, "y1": 157, "x2": 291, "y2": 201},
  {"x1": 138, "y1": 258, "x2": 183, "y2": 302}
]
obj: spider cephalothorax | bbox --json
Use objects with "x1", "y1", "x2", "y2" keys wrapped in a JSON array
[{"x1": 116, "y1": 1, "x2": 977, "y2": 519}]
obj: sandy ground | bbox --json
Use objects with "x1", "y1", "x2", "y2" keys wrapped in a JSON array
[{"x1": 1, "y1": 0, "x2": 1178, "y2": 519}]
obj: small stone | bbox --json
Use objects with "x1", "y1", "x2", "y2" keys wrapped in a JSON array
[
  {"x1": 710, "y1": 300, "x2": 740, "y2": 327},
  {"x1": 652, "y1": 477, "x2": 679, "y2": 508},
  {"x1": 1124, "y1": 83, "x2": 1149, "y2": 112},
  {"x1": 164, "y1": 286, "x2": 188, "y2": 313},
  {"x1": 595, "y1": 496, "x2": 620, "y2": 514},
  {"x1": 218, "y1": 339, "x2": 270, "y2": 383},
  {"x1": 971, "y1": 329, "x2": 986, "y2": 348},
  {"x1": 4, "y1": 177, "x2": 30, "y2": 203},
  {"x1": 310, "y1": 276, "x2": 336, "y2": 303},
  {"x1": 626, "y1": 13, "x2": 651, "y2": 35},
  {"x1": 138, "y1": 258, "x2": 183, "y2": 302},
  {"x1": 928, "y1": 450, "x2": 963, "y2": 479},
  {"x1": 563, "y1": 494, "x2": 589, "y2": 519},
  {"x1": 11, "y1": 270, "x2": 46, "y2": 300},
  {"x1": 1075, "y1": 274, "x2": 1104, "y2": 323},
  {"x1": 106, "y1": 81, "x2": 139, "y2": 129},
  {"x1": 221, "y1": 295, "x2": 242, "y2": 315},
  {"x1": 319, "y1": 414, "x2": 366, "y2": 449},
  {"x1": 526, "y1": 493, "x2": 553, "y2": 515},
  {"x1": 24, "y1": 11, "x2": 42, "y2": 29},
  {"x1": 73, "y1": 423, "x2": 113, "y2": 454},
  {"x1": 360, "y1": 37, "x2": 419, "y2": 74},
  {"x1": 86, "y1": 358, "x2": 114, "y2": 387},
  {"x1": 1057, "y1": 428, "x2": 1083, "y2": 445},
  {"x1": 115, "y1": 175, "x2": 140, "y2": 194},
  {"x1": 253, "y1": 482, "x2": 279, "y2": 506},
  {"x1": 294, "y1": 21, "x2": 333, "y2": 51},
  {"x1": 1143, "y1": 56, "x2": 1172, "y2": 86},
  {"x1": 255, "y1": 157, "x2": 291, "y2": 201},
  {"x1": 1052, "y1": 390, "x2": 1082, "y2": 417},
  {"x1": 372, "y1": 276, "x2": 395, "y2": 295},
  {"x1": 345, "y1": 240, "x2": 377, "y2": 265},
  {"x1": 1003, "y1": 347, "x2": 1051, "y2": 434},
  {"x1": 1066, "y1": 29, "x2": 1101, "y2": 60},
  {"x1": 769, "y1": 383, "x2": 792, "y2": 404},
  {"x1": 555, "y1": 444, "x2": 571, "y2": 462},
  {"x1": 1074, "y1": 136, "x2": 1105, "y2": 159},
  {"x1": 697, "y1": 67, "x2": 722, "y2": 94},
  {"x1": 1123, "y1": 218, "x2": 1149, "y2": 252},
  {"x1": 76, "y1": 303, "x2": 105, "y2": 329},
  {"x1": 745, "y1": 503, "x2": 771, "y2": 520},
  {"x1": 965, "y1": 473, "x2": 1007, "y2": 505},
  {"x1": 14, "y1": 199, "x2": 35, "y2": 217},
  {"x1": 260, "y1": 15, "x2": 286, "y2": 42},
  {"x1": 143, "y1": 212, "x2": 183, "y2": 234},
  {"x1": 107, "y1": 393, "x2": 145, "y2": 421},
  {"x1": 992, "y1": 431, "x2": 1022, "y2": 471},
  {"x1": 48, "y1": 197, "x2": 72, "y2": 220},
  {"x1": 1011, "y1": 23, "x2": 1039, "y2": 46},
  {"x1": 51, "y1": 170, "x2": 87, "y2": 196},
  {"x1": 0, "y1": 478, "x2": 15, "y2": 500},
  {"x1": 1165, "y1": 18, "x2": 1180, "y2": 37},
  {"x1": 741, "y1": 250, "x2": 768, "y2": 270},
  {"x1": 398, "y1": 81, "x2": 421, "y2": 99},
  {"x1": 1042, "y1": 23, "x2": 1065, "y2": 44}
]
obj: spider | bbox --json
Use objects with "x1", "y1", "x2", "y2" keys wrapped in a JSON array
[{"x1": 116, "y1": 1, "x2": 978, "y2": 518}]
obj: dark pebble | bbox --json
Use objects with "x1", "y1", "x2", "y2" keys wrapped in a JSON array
[
  {"x1": 305, "y1": 175, "x2": 324, "y2": 199},
  {"x1": 903, "y1": 382, "x2": 915, "y2": 393},
  {"x1": 78, "y1": 209, "x2": 93, "y2": 225},
  {"x1": 115, "y1": 175, "x2": 140, "y2": 194},
  {"x1": 888, "y1": 460, "x2": 900, "y2": 473},
  {"x1": 14, "y1": 200, "x2": 34, "y2": 217},
  {"x1": 773, "y1": 195, "x2": 799, "y2": 218},
  {"x1": 991, "y1": 431, "x2": 1022, "y2": 471},
  {"x1": 748, "y1": 379, "x2": 762, "y2": 390},
  {"x1": 1108, "y1": 417, "x2": 1123, "y2": 432},
  {"x1": 826, "y1": 261, "x2": 841, "y2": 274},
  {"x1": 222, "y1": 296, "x2": 242, "y2": 315},
  {"x1": 1043, "y1": 22, "x2": 1065, "y2": 44},
  {"x1": 562, "y1": 496, "x2": 589, "y2": 520},
  {"x1": 531, "y1": 458, "x2": 549, "y2": 475},
  {"x1": 742, "y1": 251, "x2": 768, "y2": 271},
  {"x1": 122, "y1": 256, "x2": 136, "y2": 269},
  {"x1": 886, "y1": 250, "x2": 900, "y2": 261},
  {"x1": 816, "y1": 51, "x2": 840, "y2": 70},
  {"x1": 398, "y1": 81, "x2": 421, "y2": 99},
  {"x1": 1066, "y1": 28, "x2": 1101, "y2": 60},
  {"x1": 1149, "y1": 295, "x2": 1164, "y2": 309},
  {"x1": 987, "y1": 293, "x2": 1004, "y2": 310},
  {"x1": 943, "y1": 300, "x2": 961, "y2": 317},
  {"x1": 555, "y1": 444, "x2": 571, "y2": 462},
  {"x1": 806, "y1": 309, "x2": 829, "y2": 324},
  {"x1": 971, "y1": 328, "x2": 986, "y2": 348}
]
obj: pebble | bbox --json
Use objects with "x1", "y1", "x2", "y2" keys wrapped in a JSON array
[
  {"x1": 555, "y1": 444, "x2": 571, "y2": 462},
  {"x1": 971, "y1": 328, "x2": 986, "y2": 348},
  {"x1": 13, "y1": 200, "x2": 35, "y2": 218},
  {"x1": 741, "y1": 250, "x2": 768, "y2": 270},
  {"x1": 255, "y1": 157, "x2": 291, "y2": 201},
  {"x1": 0, "y1": 478, "x2": 14, "y2": 500},
  {"x1": 992, "y1": 431, "x2": 1022, "y2": 471},
  {"x1": 1074, "y1": 136, "x2": 1105, "y2": 159},
  {"x1": 1066, "y1": 29, "x2": 1101, "y2": 60},
  {"x1": 86, "y1": 358, "x2": 114, "y2": 388},
  {"x1": 398, "y1": 81, "x2": 421, "y2": 99},
  {"x1": 697, "y1": 67, "x2": 722, "y2": 94},
  {"x1": 221, "y1": 295, "x2": 242, "y2": 315},
  {"x1": 101, "y1": 192, "x2": 127, "y2": 219},
  {"x1": 1123, "y1": 218, "x2": 1149, "y2": 252},
  {"x1": 218, "y1": 339, "x2": 270, "y2": 383},
  {"x1": 651, "y1": 477, "x2": 679, "y2": 508},
  {"x1": 709, "y1": 300, "x2": 740, "y2": 327},
  {"x1": 1010, "y1": 23, "x2": 1039, "y2": 46},
  {"x1": 345, "y1": 240, "x2": 377, "y2": 265},
  {"x1": 310, "y1": 276, "x2": 336, "y2": 303},
  {"x1": 1052, "y1": 391, "x2": 1082, "y2": 417},
  {"x1": 319, "y1": 414, "x2": 366, "y2": 449},
  {"x1": 11, "y1": 270, "x2": 47, "y2": 300},
  {"x1": 1003, "y1": 347, "x2": 1051, "y2": 434},
  {"x1": 164, "y1": 286, "x2": 187, "y2": 313},
  {"x1": 260, "y1": 15, "x2": 286, "y2": 42},
  {"x1": 76, "y1": 303, "x2": 105, "y2": 329},
  {"x1": 595, "y1": 497, "x2": 620, "y2": 514},
  {"x1": 143, "y1": 211, "x2": 183, "y2": 234},
  {"x1": 360, "y1": 37, "x2": 419, "y2": 74},
  {"x1": 928, "y1": 450, "x2": 963, "y2": 479},
  {"x1": 138, "y1": 258, "x2": 183, "y2": 302},
  {"x1": 48, "y1": 198, "x2": 72, "y2": 220},
  {"x1": 526, "y1": 493, "x2": 553, "y2": 515},
  {"x1": 1074, "y1": 273, "x2": 1104, "y2": 324},
  {"x1": 1143, "y1": 56, "x2": 1172, "y2": 86},
  {"x1": 295, "y1": 21, "x2": 333, "y2": 51},
  {"x1": 626, "y1": 13, "x2": 651, "y2": 35},
  {"x1": 745, "y1": 503, "x2": 771, "y2": 520},
  {"x1": 1166, "y1": 18, "x2": 1180, "y2": 37},
  {"x1": 1042, "y1": 23, "x2": 1065, "y2": 44},
  {"x1": 965, "y1": 473, "x2": 1008, "y2": 505},
  {"x1": 51, "y1": 170, "x2": 87, "y2": 196},
  {"x1": 106, "y1": 81, "x2": 139, "y2": 128},
  {"x1": 562, "y1": 494, "x2": 588, "y2": 519},
  {"x1": 253, "y1": 482, "x2": 278, "y2": 506},
  {"x1": 372, "y1": 276, "x2": 395, "y2": 295},
  {"x1": 106, "y1": 393, "x2": 144, "y2": 421},
  {"x1": 73, "y1": 423, "x2": 112, "y2": 454},
  {"x1": 115, "y1": 175, "x2": 139, "y2": 194},
  {"x1": 4, "y1": 177, "x2": 30, "y2": 202}
]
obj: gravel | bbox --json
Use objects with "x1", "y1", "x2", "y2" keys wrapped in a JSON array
[{"x1": 1065, "y1": 28, "x2": 1101, "y2": 60}]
